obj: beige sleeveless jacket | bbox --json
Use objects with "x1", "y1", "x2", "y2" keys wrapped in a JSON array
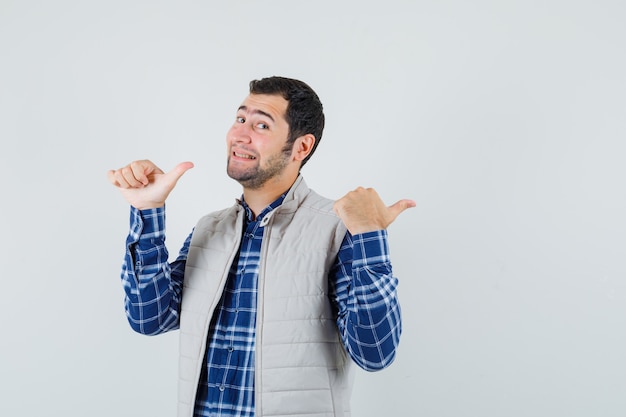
[{"x1": 178, "y1": 176, "x2": 355, "y2": 417}]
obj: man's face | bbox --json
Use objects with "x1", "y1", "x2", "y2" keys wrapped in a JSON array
[{"x1": 226, "y1": 93, "x2": 293, "y2": 189}]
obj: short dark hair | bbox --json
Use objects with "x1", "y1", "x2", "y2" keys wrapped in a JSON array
[{"x1": 249, "y1": 76, "x2": 325, "y2": 167}]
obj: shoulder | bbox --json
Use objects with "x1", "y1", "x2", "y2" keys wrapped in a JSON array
[
  {"x1": 291, "y1": 176, "x2": 337, "y2": 217},
  {"x1": 301, "y1": 188, "x2": 335, "y2": 213},
  {"x1": 194, "y1": 204, "x2": 243, "y2": 232}
]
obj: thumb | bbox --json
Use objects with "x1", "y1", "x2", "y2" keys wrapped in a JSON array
[
  {"x1": 387, "y1": 198, "x2": 416, "y2": 222},
  {"x1": 166, "y1": 161, "x2": 194, "y2": 183}
]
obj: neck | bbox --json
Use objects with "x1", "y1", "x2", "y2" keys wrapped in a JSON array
[{"x1": 242, "y1": 173, "x2": 299, "y2": 219}]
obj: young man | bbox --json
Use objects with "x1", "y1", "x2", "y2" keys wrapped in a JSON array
[{"x1": 108, "y1": 76, "x2": 415, "y2": 417}]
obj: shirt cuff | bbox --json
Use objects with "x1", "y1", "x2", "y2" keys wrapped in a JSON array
[
  {"x1": 351, "y1": 230, "x2": 390, "y2": 269},
  {"x1": 128, "y1": 205, "x2": 166, "y2": 248}
]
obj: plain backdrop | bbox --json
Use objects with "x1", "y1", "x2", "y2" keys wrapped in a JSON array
[{"x1": 1, "y1": 1, "x2": 625, "y2": 416}]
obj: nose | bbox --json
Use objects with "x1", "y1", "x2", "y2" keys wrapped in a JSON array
[{"x1": 229, "y1": 122, "x2": 252, "y2": 144}]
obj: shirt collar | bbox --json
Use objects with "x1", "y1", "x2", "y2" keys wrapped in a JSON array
[{"x1": 239, "y1": 192, "x2": 288, "y2": 224}]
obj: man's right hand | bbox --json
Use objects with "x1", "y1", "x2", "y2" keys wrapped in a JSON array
[{"x1": 107, "y1": 160, "x2": 194, "y2": 210}]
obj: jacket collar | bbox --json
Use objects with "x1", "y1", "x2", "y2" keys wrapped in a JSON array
[{"x1": 234, "y1": 174, "x2": 310, "y2": 226}]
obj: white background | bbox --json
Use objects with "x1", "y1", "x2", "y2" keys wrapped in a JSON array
[{"x1": 1, "y1": 1, "x2": 625, "y2": 416}]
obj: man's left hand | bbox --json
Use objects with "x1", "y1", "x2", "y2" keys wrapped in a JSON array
[{"x1": 333, "y1": 187, "x2": 416, "y2": 235}]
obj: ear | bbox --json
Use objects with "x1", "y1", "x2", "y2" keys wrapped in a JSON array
[{"x1": 292, "y1": 134, "x2": 316, "y2": 162}]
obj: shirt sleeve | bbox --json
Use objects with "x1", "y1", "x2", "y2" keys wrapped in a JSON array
[
  {"x1": 329, "y1": 230, "x2": 402, "y2": 371},
  {"x1": 120, "y1": 206, "x2": 191, "y2": 335}
]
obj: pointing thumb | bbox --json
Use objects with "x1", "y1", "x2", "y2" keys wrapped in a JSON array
[
  {"x1": 168, "y1": 161, "x2": 194, "y2": 182},
  {"x1": 388, "y1": 198, "x2": 416, "y2": 221}
]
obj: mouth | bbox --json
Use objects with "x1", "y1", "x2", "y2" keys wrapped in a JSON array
[
  {"x1": 233, "y1": 151, "x2": 256, "y2": 160},
  {"x1": 230, "y1": 146, "x2": 258, "y2": 161}
]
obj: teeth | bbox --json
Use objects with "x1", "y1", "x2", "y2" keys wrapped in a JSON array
[{"x1": 234, "y1": 152, "x2": 255, "y2": 159}]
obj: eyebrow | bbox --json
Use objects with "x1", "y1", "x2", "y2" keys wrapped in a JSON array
[{"x1": 237, "y1": 105, "x2": 275, "y2": 123}]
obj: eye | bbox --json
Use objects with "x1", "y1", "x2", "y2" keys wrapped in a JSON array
[
  {"x1": 257, "y1": 122, "x2": 268, "y2": 129},
  {"x1": 236, "y1": 116, "x2": 245, "y2": 123}
]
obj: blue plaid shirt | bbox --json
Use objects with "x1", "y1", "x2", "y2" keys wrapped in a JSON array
[{"x1": 121, "y1": 193, "x2": 402, "y2": 417}]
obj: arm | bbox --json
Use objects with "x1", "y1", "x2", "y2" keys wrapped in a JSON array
[
  {"x1": 108, "y1": 160, "x2": 195, "y2": 334},
  {"x1": 330, "y1": 230, "x2": 401, "y2": 371},
  {"x1": 331, "y1": 186, "x2": 414, "y2": 370},
  {"x1": 121, "y1": 206, "x2": 191, "y2": 335}
]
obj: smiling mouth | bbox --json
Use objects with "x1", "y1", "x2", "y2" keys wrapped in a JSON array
[{"x1": 233, "y1": 151, "x2": 256, "y2": 160}]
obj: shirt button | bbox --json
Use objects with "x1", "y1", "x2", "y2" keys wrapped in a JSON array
[
  {"x1": 228, "y1": 346, "x2": 234, "y2": 352},
  {"x1": 219, "y1": 385, "x2": 225, "y2": 392}
]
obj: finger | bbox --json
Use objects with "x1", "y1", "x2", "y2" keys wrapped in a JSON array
[
  {"x1": 108, "y1": 168, "x2": 136, "y2": 188},
  {"x1": 129, "y1": 160, "x2": 157, "y2": 186},
  {"x1": 121, "y1": 165, "x2": 149, "y2": 187},
  {"x1": 387, "y1": 199, "x2": 416, "y2": 221},
  {"x1": 106, "y1": 170, "x2": 119, "y2": 186}
]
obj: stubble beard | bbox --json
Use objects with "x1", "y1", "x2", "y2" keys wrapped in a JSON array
[{"x1": 227, "y1": 144, "x2": 293, "y2": 190}]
